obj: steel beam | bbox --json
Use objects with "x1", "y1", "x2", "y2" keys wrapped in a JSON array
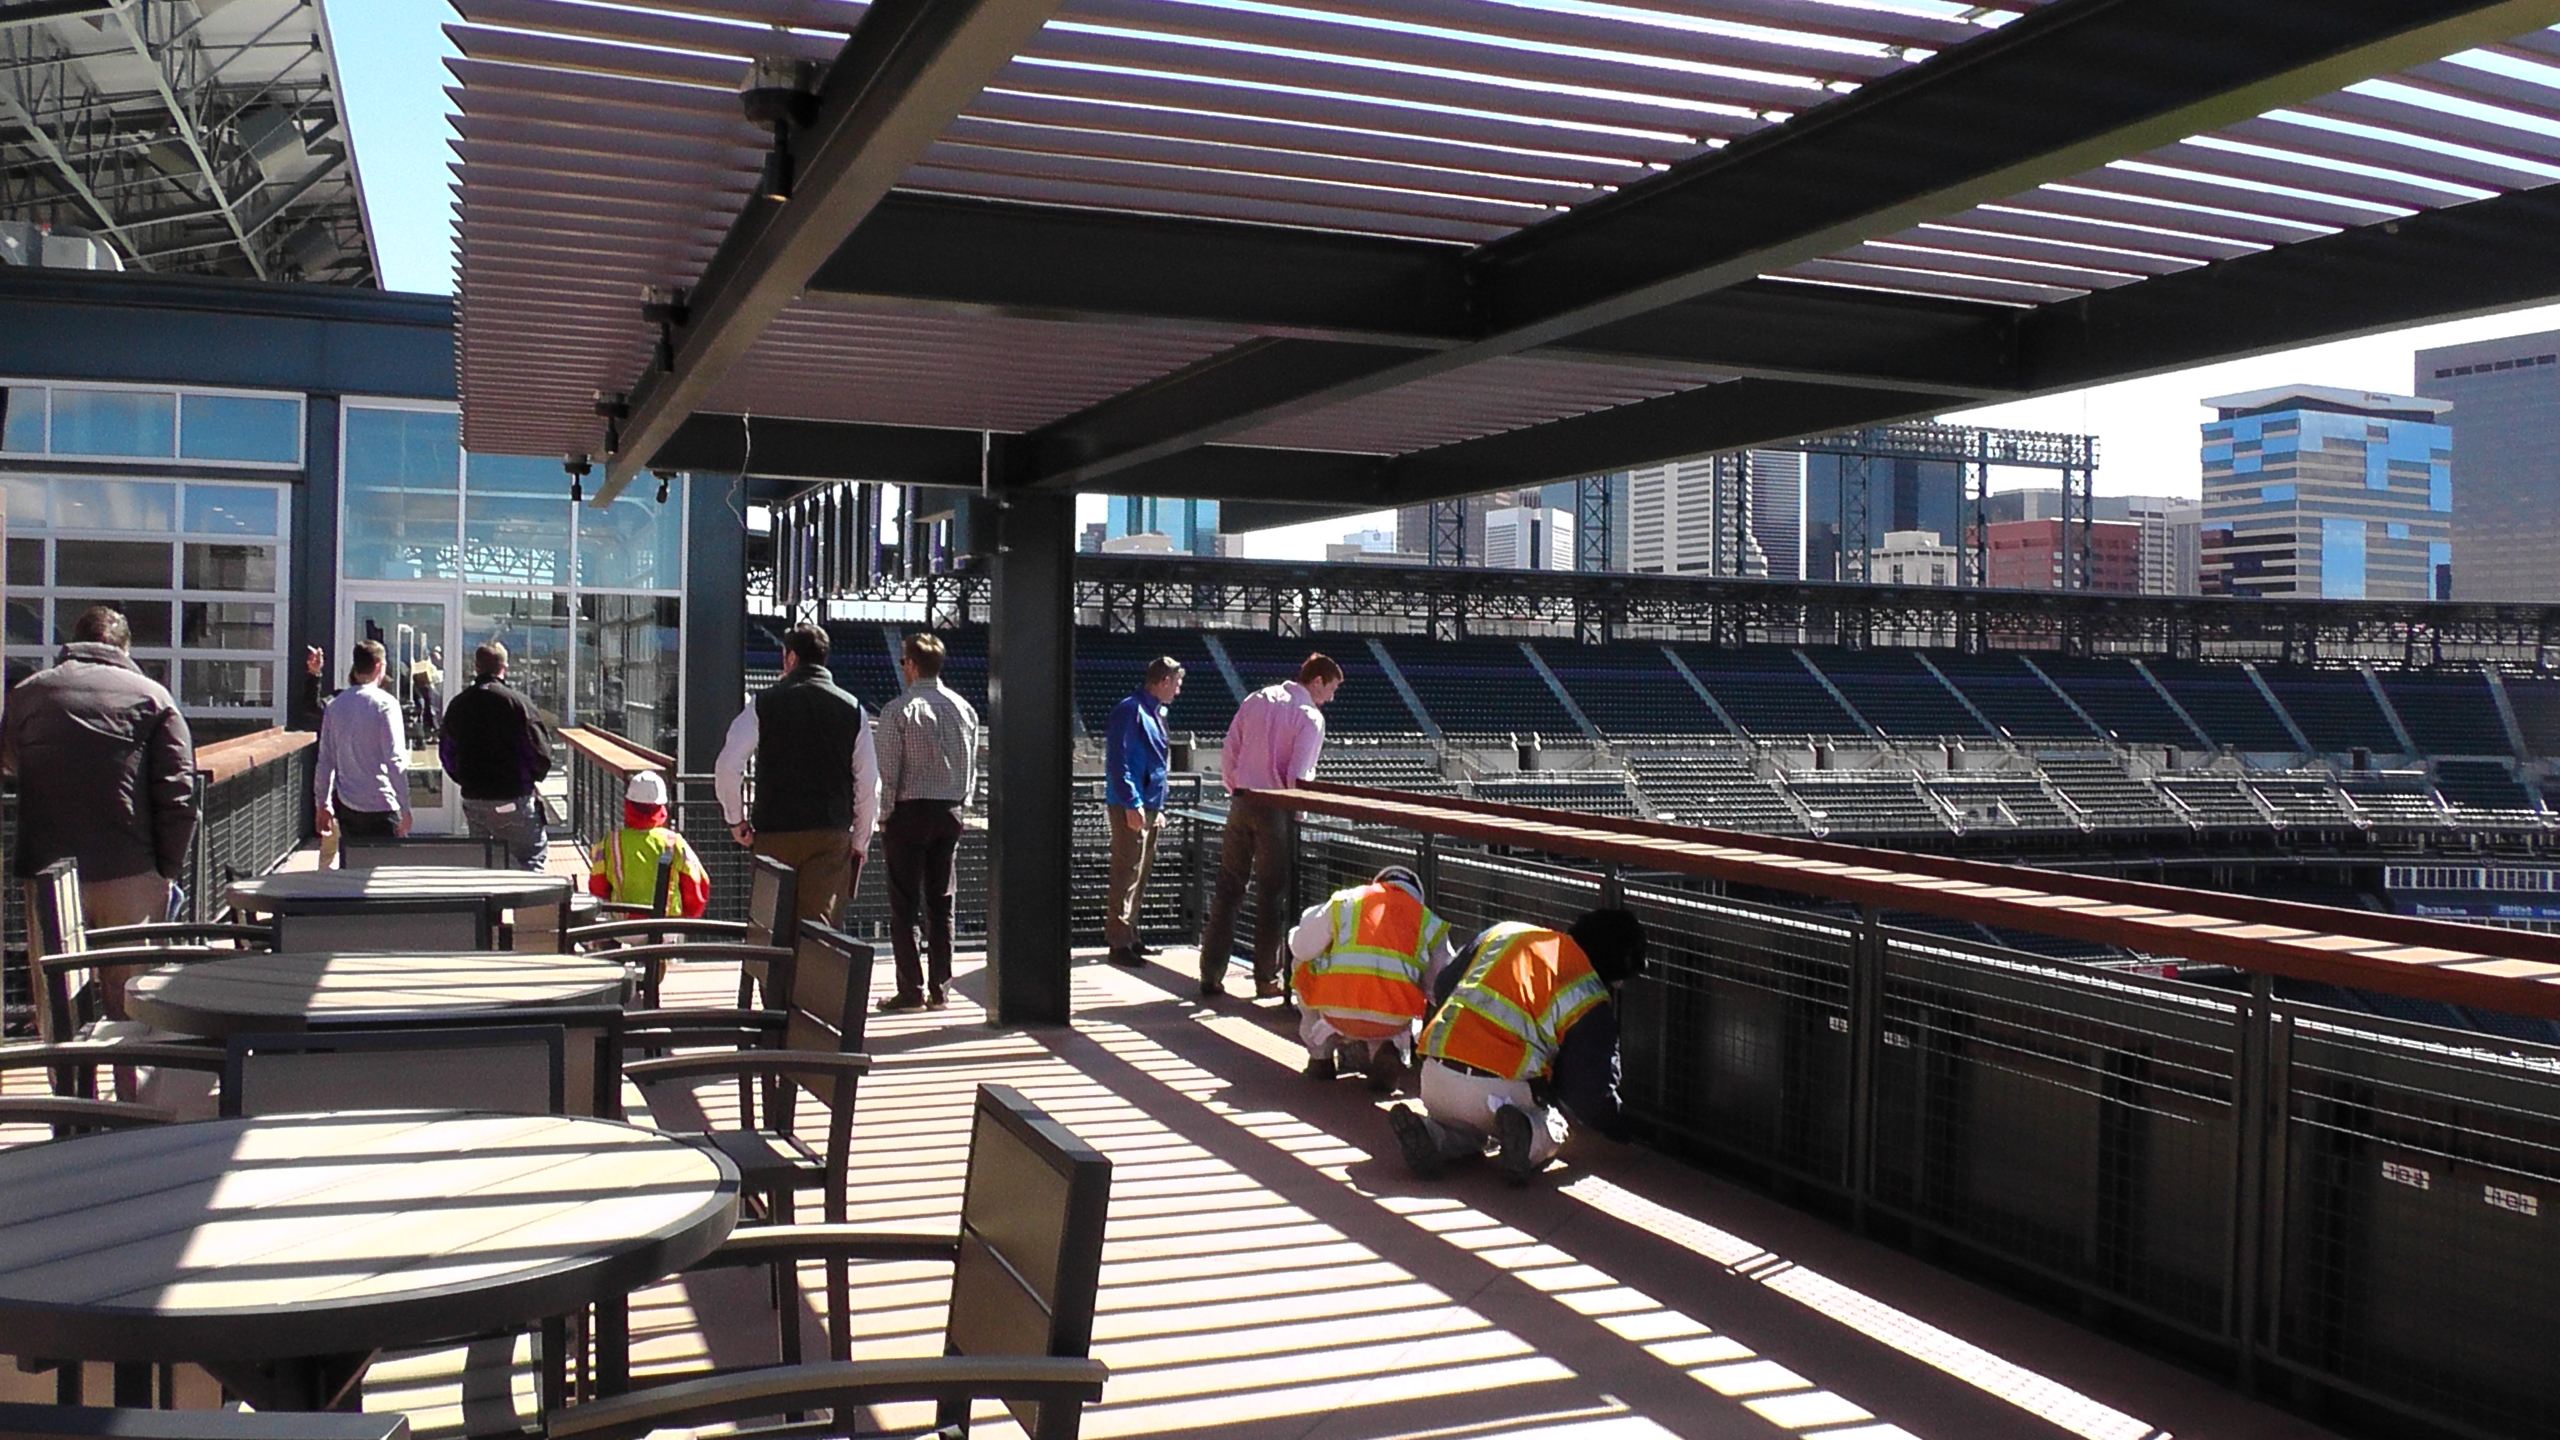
[
  {"x1": 105, "y1": 0, "x2": 262, "y2": 279},
  {"x1": 984, "y1": 490, "x2": 1076, "y2": 1025},
  {"x1": 604, "y1": 0, "x2": 1070, "y2": 498}
]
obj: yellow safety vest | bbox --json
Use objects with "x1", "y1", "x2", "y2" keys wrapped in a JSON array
[
  {"x1": 1294, "y1": 882, "x2": 1450, "y2": 1035},
  {"x1": 1421, "y1": 922, "x2": 1609, "y2": 1080},
  {"x1": 598, "y1": 824, "x2": 707, "y2": 916}
]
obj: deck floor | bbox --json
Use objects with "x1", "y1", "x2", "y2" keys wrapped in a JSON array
[{"x1": 8, "y1": 940, "x2": 2348, "y2": 1440}]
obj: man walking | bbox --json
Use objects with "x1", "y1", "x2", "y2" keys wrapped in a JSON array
[
  {"x1": 1198, "y1": 653, "x2": 1342, "y2": 1000},
  {"x1": 1103, "y1": 656, "x2": 1184, "y2": 968},
  {"x1": 440, "y1": 642, "x2": 553, "y2": 870},
  {"x1": 3, "y1": 606, "x2": 197, "y2": 1012},
  {"x1": 874, "y1": 633, "x2": 978, "y2": 1012},
  {"x1": 314, "y1": 640, "x2": 412, "y2": 844},
  {"x1": 1387, "y1": 908, "x2": 1648, "y2": 1186},
  {"x1": 715, "y1": 622, "x2": 878, "y2": 936}
]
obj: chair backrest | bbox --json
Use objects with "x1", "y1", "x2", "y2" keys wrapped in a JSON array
[
  {"x1": 222, "y1": 1025, "x2": 567, "y2": 1118},
  {"x1": 270, "y1": 899, "x2": 494, "y2": 953},
  {"x1": 0, "y1": 1400, "x2": 408, "y2": 1440},
  {"x1": 305, "y1": 1004, "x2": 626, "y2": 1119},
  {"x1": 23, "y1": 860, "x2": 85, "y2": 1044},
  {"x1": 785, "y1": 923, "x2": 876, "y2": 1096},
  {"x1": 746, "y1": 855, "x2": 797, "y2": 949},
  {"x1": 342, "y1": 836, "x2": 500, "y2": 869},
  {"x1": 946, "y1": 1084, "x2": 1113, "y2": 1439}
]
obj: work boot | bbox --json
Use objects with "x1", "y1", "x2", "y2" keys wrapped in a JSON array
[
  {"x1": 1106, "y1": 946, "x2": 1144, "y2": 968},
  {"x1": 1363, "y1": 1044, "x2": 1404, "y2": 1095},
  {"x1": 1494, "y1": 1106, "x2": 1539, "y2": 1187},
  {"x1": 875, "y1": 993, "x2": 927, "y2": 1015},
  {"x1": 1131, "y1": 939, "x2": 1158, "y2": 958},
  {"x1": 1302, "y1": 1043, "x2": 1337, "y2": 1082},
  {"x1": 1386, "y1": 1105, "x2": 1443, "y2": 1180}
]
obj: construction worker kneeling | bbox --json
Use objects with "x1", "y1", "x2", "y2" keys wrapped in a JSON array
[
  {"x1": 1387, "y1": 908, "x2": 1648, "y2": 1186},
  {"x1": 1289, "y1": 864, "x2": 1457, "y2": 1093}
]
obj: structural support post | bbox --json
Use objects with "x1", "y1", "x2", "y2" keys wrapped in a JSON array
[{"x1": 985, "y1": 491, "x2": 1076, "y2": 1025}]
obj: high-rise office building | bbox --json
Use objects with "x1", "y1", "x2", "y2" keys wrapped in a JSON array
[
  {"x1": 1105, "y1": 496, "x2": 1221, "y2": 555},
  {"x1": 1748, "y1": 452, "x2": 1805, "y2": 580},
  {"x1": 1981, "y1": 518, "x2": 2142, "y2": 592},
  {"x1": 1483, "y1": 506, "x2": 1575, "y2": 570},
  {"x1": 1803, "y1": 453, "x2": 1967, "y2": 583},
  {"x1": 2417, "y1": 329, "x2": 2560, "y2": 601},
  {"x1": 1395, "y1": 476, "x2": 1626, "y2": 570},
  {"x1": 2199, "y1": 385, "x2": 2451, "y2": 600},
  {"x1": 2124, "y1": 496, "x2": 2201, "y2": 596}
]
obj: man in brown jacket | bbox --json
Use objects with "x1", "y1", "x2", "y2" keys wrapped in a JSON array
[{"x1": 1, "y1": 606, "x2": 198, "y2": 1016}]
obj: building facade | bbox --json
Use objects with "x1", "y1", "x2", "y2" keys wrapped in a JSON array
[
  {"x1": 2199, "y1": 385, "x2": 2451, "y2": 601},
  {"x1": 1105, "y1": 496, "x2": 1221, "y2": 555},
  {"x1": 1483, "y1": 506, "x2": 1574, "y2": 570},
  {"x1": 2417, "y1": 329, "x2": 2560, "y2": 602},
  {"x1": 1873, "y1": 529, "x2": 1958, "y2": 587},
  {"x1": 1980, "y1": 518, "x2": 2141, "y2": 592}
]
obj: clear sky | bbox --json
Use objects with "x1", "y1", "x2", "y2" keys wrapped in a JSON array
[{"x1": 331, "y1": 3, "x2": 2560, "y2": 558}]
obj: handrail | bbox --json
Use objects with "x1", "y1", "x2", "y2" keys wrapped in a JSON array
[
  {"x1": 1252, "y1": 783, "x2": 2560, "y2": 1019},
  {"x1": 562, "y1": 726, "x2": 673, "y2": 778},
  {"x1": 196, "y1": 728, "x2": 314, "y2": 785}
]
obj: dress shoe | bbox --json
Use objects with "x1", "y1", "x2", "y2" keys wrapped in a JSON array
[{"x1": 1106, "y1": 947, "x2": 1144, "y2": 968}]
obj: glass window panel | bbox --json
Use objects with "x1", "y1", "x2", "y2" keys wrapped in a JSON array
[
  {"x1": 7, "y1": 537, "x2": 42, "y2": 585},
  {"x1": 0, "y1": 387, "x2": 41, "y2": 453},
  {"x1": 50, "y1": 389, "x2": 174, "y2": 457},
  {"x1": 578, "y1": 594, "x2": 681, "y2": 755},
  {"x1": 179, "y1": 394, "x2": 301, "y2": 463},
  {"x1": 56, "y1": 539, "x2": 171, "y2": 588},
  {"x1": 342, "y1": 407, "x2": 460, "y2": 580},
  {"x1": 577, "y1": 478, "x2": 684, "y2": 590},
  {"x1": 135, "y1": 657, "x2": 168, "y2": 688},
  {"x1": 182, "y1": 601, "x2": 275, "y2": 650},
  {"x1": 183, "y1": 484, "x2": 281, "y2": 536},
  {"x1": 463, "y1": 492, "x2": 570, "y2": 585},
  {"x1": 7, "y1": 595, "x2": 41, "y2": 645},
  {"x1": 181, "y1": 660, "x2": 275, "y2": 708},
  {"x1": 466, "y1": 452, "x2": 568, "y2": 495},
  {"x1": 0, "y1": 475, "x2": 43, "y2": 530},
  {"x1": 464, "y1": 592, "x2": 570, "y2": 728},
  {"x1": 56, "y1": 598, "x2": 171, "y2": 647},
  {"x1": 55, "y1": 478, "x2": 175, "y2": 532},
  {"x1": 184, "y1": 542, "x2": 278, "y2": 592},
  {"x1": 4, "y1": 655, "x2": 35, "y2": 691}
]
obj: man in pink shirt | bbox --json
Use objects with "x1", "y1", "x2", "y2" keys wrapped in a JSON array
[{"x1": 1200, "y1": 653, "x2": 1344, "y2": 999}]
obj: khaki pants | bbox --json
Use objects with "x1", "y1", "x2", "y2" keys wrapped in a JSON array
[
  {"x1": 753, "y1": 828, "x2": 860, "y2": 935},
  {"x1": 1417, "y1": 1059, "x2": 1567, "y2": 1167},
  {"x1": 1198, "y1": 805, "x2": 1293, "y2": 989},
  {"x1": 1103, "y1": 805, "x2": 1160, "y2": 949}
]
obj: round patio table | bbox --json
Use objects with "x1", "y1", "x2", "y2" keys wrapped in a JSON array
[
  {"x1": 225, "y1": 867, "x2": 573, "y2": 912},
  {"x1": 126, "y1": 951, "x2": 630, "y2": 1037},
  {"x1": 0, "y1": 1111, "x2": 736, "y2": 1409}
]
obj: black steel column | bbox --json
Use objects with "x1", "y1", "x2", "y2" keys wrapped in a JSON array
[
  {"x1": 683, "y1": 472, "x2": 747, "y2": 773},
  {"x1": 986, "y1": 491, "x2": 1076, "y2": 1025}
]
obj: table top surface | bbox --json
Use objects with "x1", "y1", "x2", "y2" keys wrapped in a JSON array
[
  {"x1": 226, "y1": 868, "x2": 575, "y2": 906},
  {"x1": 126, "y1": 951, "x2": 631, "y2": 1037},
  {"x1": 0, "y1": 1111, "x2": 736, "y2": 1363}
]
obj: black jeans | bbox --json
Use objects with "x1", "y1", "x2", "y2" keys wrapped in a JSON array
[
  {"x1": 333, "y1": 801, "x2": 400, "y2": 839},
  {"x1": 884, "y1": 800, "x2": 964, "y2": 998}
]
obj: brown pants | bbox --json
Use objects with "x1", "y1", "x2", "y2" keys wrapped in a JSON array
[
  {"x1": 1198, "y1": 804, "x2": 1293, "y2": 990},
  {"x1": 26, "y1": 871, "x2": 172, "y2": 1030},
  {"x1": 1104, "y1": 805, "x2": 1160, "y2": 950},
  {"x1": 752, "y1": 828, "x2": 860, "y2": 936},
  {"x1": 883, "y1": 800, "x2": 964, "y2": 999}
]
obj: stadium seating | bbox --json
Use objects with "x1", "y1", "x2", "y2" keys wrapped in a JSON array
[
  {"x1": 1471, "y1": 777, "x2": 1643, "y2": 818},
  {"x1": 1676, "y1": 645, "x2": 1863, "y2": 737},
  {"x1": 818, "y1": 622, "x2": 910, "y2": 710},
  {"x1": 2143, "y1": 658, "x2": 2298, "y2": 751},
  {"x1": 1925, "y1": 774, "x2": 2078, "y2": 833},
  {"x1": 2157, "y1": 776, "x2": 2271, "y2": 830},
  {"x1": 2338, "y1": 774, "x2": 2450, "y2": 830},
  {"x1": 1925, "y1": 652, "x2": 2098, "y2": 742},
  {"x1": 2503, "y1": 675, "x2": 2560, "y2": 757},
  {"x1": 1535, "y1": 641, "x2": 1727, "y2": 738},
  {"x1": 2378, "y1": 671, "x2": 2514, "y2": 756},
  {"x1": 1072, "y1": 629, "x2": 1235, "y2": 738},
  {"x1": 1216, "y1": 631, "x2": 1422, "y2": 739},
  {"x1": 1784, "y1": 773, "x2": 1953, "y2": 837},
  {"x1": 1805, "y1": 649, "x2": 1993, "y2": 740},
  {"x1": 1317, "y1": 751, "x2": 1453, "y2": 794},
  {"x1": 2434, "y1": 759, "x2": 2544, "y2": 824},
  {"x1": 1380, "y1": 636, "x2": 1583, "y2": 746},
  {"x1": 2036, "y1": 754, "x2": 2184, "y2": 831},
  {"x1": 2249, "y1": 775, "x2": 2359, "y2": 829},
  {"x1": 2030, "y1": 658, "x2": 2200, "y2": 747},
  {"x1": 2257, "y1": 668, "x2": 2399, "y2": 754},
  {"x1": 1624, "y1": 747, "x2": 1809, "y2": 833}
]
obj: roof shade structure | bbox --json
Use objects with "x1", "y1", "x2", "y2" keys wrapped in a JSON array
[
  {"x1": 447, "y1": 0, "x2": 2560, "y2": 509},
  {"x1": 0, "y1": 0, "x2": 380, "y2": 284}
]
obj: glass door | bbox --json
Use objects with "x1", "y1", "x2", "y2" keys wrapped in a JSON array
[{"x1": 342, "y1": 588, "x2": 461, "y2": 834}]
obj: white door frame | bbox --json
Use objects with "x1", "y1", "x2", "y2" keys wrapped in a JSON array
[{"x1": 338, "y1": 582, "x2": 464, "y2": 835}]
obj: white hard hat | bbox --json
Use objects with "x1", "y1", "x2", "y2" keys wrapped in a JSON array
[{"x1": 625, "y1": 771, "x2": 670, "y2": 806}]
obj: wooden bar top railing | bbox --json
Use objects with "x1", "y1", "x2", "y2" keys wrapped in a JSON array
[
  {"x1": 562, "y1": 727, "x2": 674, "y2": 778},
  {"x1": 196, "y1": 728, "x2": 315, "y2": 785},
  {"x1": 1247, "y1": 782, "x2": 2560, "y2": 1020}
]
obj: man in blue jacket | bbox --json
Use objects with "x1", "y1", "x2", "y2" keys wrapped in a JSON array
[{"x1": 1104, "y1": 656, "x2": 1185, "y2": 968}]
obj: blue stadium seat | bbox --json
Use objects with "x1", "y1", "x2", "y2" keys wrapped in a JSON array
[
  {"x1": 2031, "y1": 657, "x2": 2198, "y2": 747},
  {"x1": 2379, "y1": 671, "x2": 2512, "y2": 756},
  {"x1": 2257, "y1": 667, "x2": 2399, "y2": 754},
  {"x1": 1536, "y1": 641, "x2": 1724, "y2": 738},
  {"x1": 1675, "y1": 645, "x2": 1861, "y2": 737},
  {"x1": 2144, "y1": 658, "x2": 2295, "y2": 751},
  {"x1": 1926, "y1": 652, "x2": 2097, "y2": 741},
  {"x1": 1805, "y1": 649, "x2": 1992, "y2": 739},
  {"x1": 1380, "y1": 637, "x2": 1581, "y2": 745}
]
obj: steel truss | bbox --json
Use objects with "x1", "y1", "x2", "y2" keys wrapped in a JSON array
[{"x1": 1793, "y1": 421, "x2": 2097, "y2": 591}]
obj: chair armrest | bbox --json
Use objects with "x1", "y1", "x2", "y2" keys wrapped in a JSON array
[
  {"x1": 545, "y1": 1357, "x2": 1108, "y2": 1440},
  {"x1": 569, "y1": 919, "x2": 751, "y2": 946},
  {"x1": 42, "y1": 946, "x2": 231, "y2": 975},
  {"x1": 620, "y1": 1008, "x2": 785, "y2": 1032},
  {"x1": 0, "y1": 1042, "x2": 227, "y2": 1072},
  {"x1": 624, "y1": 1051, "x2": 872, "y2": 1085},
  {"x1": 0, "y1": 1096, "x2": 180, "y2": 1130},
  {"x1": 86, "y1": 922, "x2": 272, "y2": 948},
  {"x1": 689, "y1": 1224, "x2": 960, "y2": 1269},
  {"x1": 585, "y1": 943, "x2": 792, "y2": 970}
]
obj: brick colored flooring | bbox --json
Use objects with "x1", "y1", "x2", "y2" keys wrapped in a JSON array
[{"x1": 6, "y1": 941, "x2": 2346, "y2": 1440}]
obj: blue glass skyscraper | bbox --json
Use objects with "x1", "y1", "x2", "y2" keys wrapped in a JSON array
[{"x1": 2199, "y1": 386, "x2": 2451, "y2": 601}]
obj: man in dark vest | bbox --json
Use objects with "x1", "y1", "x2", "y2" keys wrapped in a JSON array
[{"x1": 714, "y1": 622, "x2": 879, "y2": 933}]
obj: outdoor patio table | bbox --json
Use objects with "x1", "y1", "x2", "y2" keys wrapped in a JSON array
[
  {"x1": 125, "y1": 951, "x2": 630, "y2": 1037},
  {"x1": 225, "y1": 868, "x2": 573, "y2": 913},
  {"x1": 0, "y1": 1111, "x2": 736, "y2": 1410}
]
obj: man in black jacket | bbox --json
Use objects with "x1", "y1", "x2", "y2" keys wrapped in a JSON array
[{"x1": 439, "y1": 642, "x2": 553, "y2": 870}]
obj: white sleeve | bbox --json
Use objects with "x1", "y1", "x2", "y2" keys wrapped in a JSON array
[
  {"x1": 388, "y1": 700, "x2": 412, "y2": 816},
  {"x1": 1421, "y1": 927, "x2": 1459, "y2": 991},
  {"x1": 1288, "y1": 900, "x2": 1334, "y2": 963},
  {"x1": 850, "y1": 714, "x2": 881, "y2": 855},
  {"x1": 714, "y1": 707, "x2": 757, "y2": 824}
]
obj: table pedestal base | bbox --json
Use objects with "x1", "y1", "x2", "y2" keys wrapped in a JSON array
[{"x1": 205, "y1": 1350, "x2": 377, "y2": 1411}]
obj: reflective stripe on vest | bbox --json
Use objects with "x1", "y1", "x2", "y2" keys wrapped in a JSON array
[
  {"x1": 601, "y1": 826, "x2": 704, "y2": 916},
  {"x1": 1294, "y1": 883, "x2": 1449, "y2": 1029},
  {"x1": 1421, "y1": 921, "x2": 1609, "y2": 1081}
]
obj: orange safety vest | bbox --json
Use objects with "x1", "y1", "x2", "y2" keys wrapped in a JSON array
[
  {"x1": 1421, "y1": 922, "x2": 1610, "y2": 1081},
  {"x1": 1293, "y1": 882, "x2": 1450, "y2": 1039}
]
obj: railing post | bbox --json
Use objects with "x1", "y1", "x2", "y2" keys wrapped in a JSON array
[
  {"x1": 1847, "y1": 903, "x2": 1886, "y2": 1231},
  {"x1": 1416, "y1": 833, "x2": 1438, "y2": 903},
  {"x1": 1599, "y1": 860, "x2": 1624, "y2": 910},
  {"x1": 2230, "y1": 971, "x2": 2274, "y2": 1393},
  {"x1": 188, "y1": 770, "x2": 210, "y2": 923}
]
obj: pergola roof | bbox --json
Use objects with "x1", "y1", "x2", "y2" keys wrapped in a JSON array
[{"x1": 447, "y1": 0, "x2": 2560, "y2": 507}]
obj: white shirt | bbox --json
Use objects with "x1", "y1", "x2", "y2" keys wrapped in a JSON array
[{"x1": 713, "y1": 698, "x2": 880, "y2": 857}]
